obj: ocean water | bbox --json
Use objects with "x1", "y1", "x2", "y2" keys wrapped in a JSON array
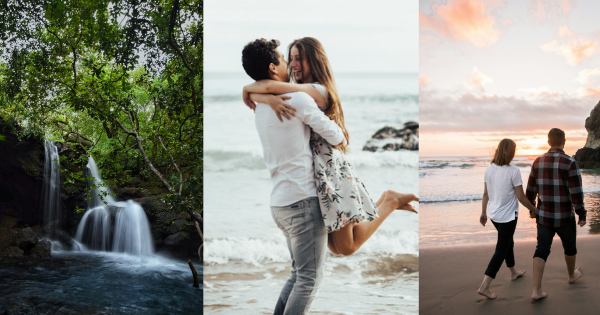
[
  {"x1": 203, "y1": 72, "x2": 419, "y2": 314},
  {"x1": 420, "y1": 155, "x2": 600, "y2": 247}
]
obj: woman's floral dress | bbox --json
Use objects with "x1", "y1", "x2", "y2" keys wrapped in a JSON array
[{"x1": 310, "y1": 84, "x2": 378, "y2": 233}]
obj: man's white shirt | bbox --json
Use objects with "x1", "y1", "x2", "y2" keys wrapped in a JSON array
[{"x1": 254, "y1": 91, "x2": 344, "y2": 207}]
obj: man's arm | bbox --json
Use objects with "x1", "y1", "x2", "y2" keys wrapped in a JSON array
[
  {"x1": 525, "y1": 159, "x2": 538, "y2": 218},
  {"x1": 293, "y1": 92, "x2": 344, "y2": 146},
  {"x1": 569, "y1": 161, "x2": 586, "y2": 226}
]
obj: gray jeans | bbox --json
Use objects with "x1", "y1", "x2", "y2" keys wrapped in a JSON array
[{"x1": 271, "y1": 197, "x2": 327, "y2": 315}]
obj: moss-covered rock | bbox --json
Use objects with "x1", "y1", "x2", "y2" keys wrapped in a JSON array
[
  {"x1": 0, "y1": 216, "x2": 18, "y2": 229},
  {"x1": 18, "y1": 152, "x2": 43, "y2": 179},
  {"x1": 0, "y1": 228, "x2": 17, "y2": 252},
  {"x1": 2, "y1": 246, "x2": 23, "y2": 257}
]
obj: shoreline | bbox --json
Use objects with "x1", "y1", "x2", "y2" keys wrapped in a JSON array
[{"x1": 420, "y1": 235, "x2": 600, "y2": 314}]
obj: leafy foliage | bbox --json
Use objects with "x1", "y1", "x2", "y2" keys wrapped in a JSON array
[{"x1": 0, "y1": 0, "x2": 202, "y2": 216}]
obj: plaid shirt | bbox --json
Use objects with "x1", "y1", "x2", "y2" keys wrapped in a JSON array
[{"x1": 526, "y1": 148, "x2": 586, "y2": 227}]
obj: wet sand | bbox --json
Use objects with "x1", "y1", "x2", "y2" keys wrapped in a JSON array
[{"x1": 420, "y1": 235, "x2": 600, "y2": 314}]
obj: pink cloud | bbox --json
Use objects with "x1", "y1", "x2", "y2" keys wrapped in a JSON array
[
  {"x1": 419, "y1": 0, "x2": 501, "y2": 47},
  {"x1": 420, "y1": 87, "x2": 593, "y2": 133},
  {"x1": 419, "y1": 74, "x2": 433, "y2": 86},
  {"x1": 580, "y1": 87, "x2": 600, "y2": 97},
  {"x1": 519, "y1": 87, "x2": 563, "y2": 97},
  {"x1": 559, "y1": 0, "x2": 573, "y2": 13},
  {"x1": 539, "y1": 25, "x2": 599, "y2": 65},
  {"x1": 529, "y1": 0, "x2": 578, "y2": 24},
  {"x1": 576, "y1": 67, "x2": 600, "y2": 85},
  {"x1": 463, "y1": 67, "x2": 493, "y2": 91}
]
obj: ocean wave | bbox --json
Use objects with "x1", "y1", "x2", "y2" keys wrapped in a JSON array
[
  {"x1": 347, "y1": 150, "x2": 419, "y2": 168},
  {"x1": 513, "y1": 163, "x2": 532, "y2": 168},
  {"x1": 420, "y1": 194, "x2": 483, "y2": 203},
  {"x1": 205, "y1": 94, "x2": 418, "y2": 104},
  {"x1": 419, "y1": 163, "x2": 475, "y2": 169},
  {"x1": 204, "y1": 150, "x2": 266, "y2": 172},
  {"x1": 204, "y1": 149, "x2": 418, "y2": 172},
  {"x1": 204, "y1": 230, "x2": 419, "y2": 266}
]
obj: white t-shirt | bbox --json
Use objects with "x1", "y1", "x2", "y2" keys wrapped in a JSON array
[
  {"x1": 255, "y1": 91, "x2": 344, "y2": 207},
  {"x1": 484, "y1": 163, "x2": 523, "y2": 223}
]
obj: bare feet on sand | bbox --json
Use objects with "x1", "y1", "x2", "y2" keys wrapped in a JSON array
[
  {"x1": 532, "y1": 291, "x2": 548, "y2": 300},
  {"x1": 511, "y1": 270, "x2": 526, "y2": 281},
  {"x1": 569, "y1": 267, "x2": 583, "y2": 283},
  {"x1": 386, "y1": 190, "x2": 419, "y2": 213},
  {"x1": 477, "y1": 287, "x2": 497, "y2": 300}
]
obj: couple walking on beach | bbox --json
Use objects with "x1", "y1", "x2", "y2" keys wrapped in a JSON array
[
  {"x1": 240, "y1": 37, "x2": 418, "y2": 314},
  {"x1": 478, "y1": 128, "x2": 586, "y2": 301}
]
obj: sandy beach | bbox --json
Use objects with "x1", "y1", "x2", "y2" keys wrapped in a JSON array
[{"x1": 420, "y1": 235, "x2": 600, "y2": 314}]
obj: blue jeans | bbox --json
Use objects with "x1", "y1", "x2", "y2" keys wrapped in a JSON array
[{"x1": 271, "y1": 197, "x2": 327, "y2": 315}]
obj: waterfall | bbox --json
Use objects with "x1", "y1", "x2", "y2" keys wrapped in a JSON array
[
  {"x1": 41, "y1": 140, "x2": 62, "y2": 230},
  {"x1": 75, "y1": 156, "x2": 154, "y2": 255}
]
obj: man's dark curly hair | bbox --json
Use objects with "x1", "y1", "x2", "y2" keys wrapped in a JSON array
[{"x1": 242, "y1": 39, "x2": 281, "y2": 81}]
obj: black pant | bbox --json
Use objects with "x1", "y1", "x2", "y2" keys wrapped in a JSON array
[
  {"x1": 533, "y1": 216, "x2": 577, "y2": 261},
  {"x1": 485, "y1": 218, "x2": 518, "y2": 279}
]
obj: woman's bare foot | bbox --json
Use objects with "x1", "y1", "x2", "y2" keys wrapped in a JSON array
[
  {"x1": 384, "y1": 190, "x2": 418, "y2": 213},
  {"x1": 568, "y1": 267, "x2": 583, "y2": 283},
  {"x1": 532, "y1": 291, "x2": 548, "y2": 300},
  {"x1": 477, "y1": 287, "x2": 497, "y2": 300},
  {"x1": 511, "y1": 270, "x2": 526, "y2": 280}
]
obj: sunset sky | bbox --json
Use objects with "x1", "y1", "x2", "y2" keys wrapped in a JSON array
[{"x1": 420, "y1": 0, "x2": 600, "y2": 157}]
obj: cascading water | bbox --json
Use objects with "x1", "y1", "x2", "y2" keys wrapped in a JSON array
[
  {"x1": 75, "y1": 156, "x2": 154, "y2": 255},
  {"x1": 41, "y1": 140, "x2": 62, "y2": 229}
]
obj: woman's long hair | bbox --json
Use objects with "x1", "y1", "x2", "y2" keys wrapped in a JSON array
[
  {"x1": 491, "y1": 139, "x2": 516, "y2": 166},
  {"x1": 287, "y1": 37, "x2": 350, "y2": 153}
]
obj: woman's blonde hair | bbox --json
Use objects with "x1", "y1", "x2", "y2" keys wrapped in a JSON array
[
  {"x1": 287, "y1": 37, "x2": 350, "y2": 153},
  {"x1": 491, "y1": 139, "x2": 516, "y2": 166}
]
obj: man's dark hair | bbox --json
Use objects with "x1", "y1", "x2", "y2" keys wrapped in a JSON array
[
  {"x1": 242, "y1": 39, "x2": 280, "y2": 81},
  {"x1": 548, "y1": 128, "x2": 566, "y2": 147}
]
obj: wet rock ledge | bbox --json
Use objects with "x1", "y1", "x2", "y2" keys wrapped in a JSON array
[{"x1": 0, "y1": 216, "x2": 51, "y2": 259}]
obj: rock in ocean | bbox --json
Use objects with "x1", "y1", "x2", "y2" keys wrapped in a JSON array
[
  {"x1": 363, "y1": 122, "x2": 419, "y2": 152},
  {"x1": 574, "y1": 100, "x2": 600, "y2": 169}
]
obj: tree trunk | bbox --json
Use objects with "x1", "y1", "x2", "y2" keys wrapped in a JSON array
[{"x1": 188, "y1": 260, "x2": 199, "y2": 288}]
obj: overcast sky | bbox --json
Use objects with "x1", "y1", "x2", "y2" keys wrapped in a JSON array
[
  {"x1": 420, "y1": 0, "x2": 600, "y2": 157},
  {"x1": 204, "y1": 0, "x2": 418, "y2": 73}
]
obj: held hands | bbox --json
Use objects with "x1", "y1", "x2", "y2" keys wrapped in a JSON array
[
  {"x1": 578, "y1": 218, "x2": 586, "y2": 227},
  {"x1": 480, "y1": 214, "x2": 487, "y2": 227},
  {"x1": 529, "y1": 209, "x2": 536, "y2": 219}
]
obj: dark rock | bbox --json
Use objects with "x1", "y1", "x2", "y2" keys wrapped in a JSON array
[
  {"x1": 38, "y1": 239, "x2": 52, "y2": 250},
  {"x1": 0, "y1": 215, "x2": 18, "y2": 229},
  {"x1": 117, "y1": 187, "x2": 150, "y2": 200},
  {"x1": 2, "y1": 246, "x2": 23, "y2": 257},
  {"x1": 30, "y1": 242, "x2": 51, "y2": 259},
  {"x1": 161, "y1": 213, "x2": 176, "y2": 225},
  {"x1": 0, "y1": 228, "x2": 17, "y2": 252},
  {"x1": 169, "y1": 219, "x2": 187, "y2": 234},
  {"x1": 0, "y1": 118, "x2": 45, "y2": 227},
  {"x1": 164, "y1": 232, "x2": 186, "y2": 246},
  {"x1": 50, "y1": 230, "x2": 74, "y2": 250},
  {"x1": 575, "y1": 100, "x2": 600, "y2": 169},
  {"x1": 31, "y1": 225, "x2": 43, "y2": 236},
  {"x1": 574, "y1": 147, "x2": 600, "y2": 169},
  {"x1": 363, "y1": 122, "x2": 419, "y2": 152},
  {"x1": 14, "y1": 227, "x2": 39, "y2": 251}
]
